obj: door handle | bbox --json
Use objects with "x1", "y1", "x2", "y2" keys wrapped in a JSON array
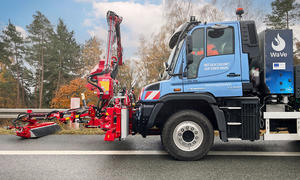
[{"x1": 227, "y1": 73, "x2": 240, "y2": 77}]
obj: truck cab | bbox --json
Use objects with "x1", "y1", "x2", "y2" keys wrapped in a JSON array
[{"x1": 134, "y1": 16, "x2": 298, "y2": 160}]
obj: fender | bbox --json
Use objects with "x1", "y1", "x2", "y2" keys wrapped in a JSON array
[
  {"x1": 146, "y1": 93, "x2": 228, "y2": 141},
  {"x1": 159, "y1": 93, "x2": 216, "y2": 104}
]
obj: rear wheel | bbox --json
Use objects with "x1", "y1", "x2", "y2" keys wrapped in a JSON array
[{"x1": 162, "y1": 110, "x2": 214, "y2": 160}]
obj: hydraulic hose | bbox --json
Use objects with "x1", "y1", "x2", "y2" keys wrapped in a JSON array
[
  {"x1": 87, "y1": 70, "x2": 109, "y2": 111},
  {"x1": 12, "y1": 113, "x2": 28, "y2": 128},
  {"x1": 78, "y1": 109, "x2": 88, "y2": 122}
]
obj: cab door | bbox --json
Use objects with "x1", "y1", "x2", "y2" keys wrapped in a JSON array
[{"x1": 183, "y1": 23, "x2": 243, "y2": 97}]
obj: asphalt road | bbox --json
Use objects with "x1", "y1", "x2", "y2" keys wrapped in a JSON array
[{"x1": 0, "y1": 135, "x2": 300, "y2": 180}]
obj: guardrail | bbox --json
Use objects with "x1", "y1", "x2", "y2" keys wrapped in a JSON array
[{"x1": 0, "y1": 109, "x2": 67, "y2": 119}]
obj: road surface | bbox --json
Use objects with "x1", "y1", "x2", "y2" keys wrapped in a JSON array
[{"x1": 0, "y1": 135, "x2": 299, "y2": 180}]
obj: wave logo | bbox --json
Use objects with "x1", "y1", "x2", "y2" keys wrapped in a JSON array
[{"x1": 271, "y1": 33, "x2": 286, "y2": 52}]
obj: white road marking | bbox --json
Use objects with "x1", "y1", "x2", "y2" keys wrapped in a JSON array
[
  {"x1": 0, "y1": 150, "x2": 299, "y2": 156},
  {"x1": 208, "y1": 151, "x2": 300, "y2": 156},
  {"x1": 0, "y1": 150, "x2": 167, "y2": 155}
]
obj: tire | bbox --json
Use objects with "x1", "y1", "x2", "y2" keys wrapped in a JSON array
[{"x1": 162, "y1": 110, "x2": 214, "y2": 160}]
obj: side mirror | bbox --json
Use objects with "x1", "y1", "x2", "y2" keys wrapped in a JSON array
[
  {"x1": 187, "y1": 53, "x2": 193, "y2": 65},
  {"x1": 186, "y1": 35, "x2": 193, "y2": 54}
]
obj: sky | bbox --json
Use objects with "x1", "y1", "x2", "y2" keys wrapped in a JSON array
[{"x1": 0, "y1": 0, "x2": 299, "y2": 60}]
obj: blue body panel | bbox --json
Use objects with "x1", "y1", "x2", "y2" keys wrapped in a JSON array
[
  {"x1": 240, "y1": 53, "x2": 250, "y2": 82},
  {"x1": 141, "y1": 21, "x2": 250, "y2": 101}
]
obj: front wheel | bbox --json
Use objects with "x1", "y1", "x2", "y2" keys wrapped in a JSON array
[{"x1": 162, "y1": 110, "x2": 214, "y2": 160}]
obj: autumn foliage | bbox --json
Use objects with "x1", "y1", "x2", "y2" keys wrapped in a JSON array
[{"x1": 50, "y1": 78, "x2": 99, "y2": 108}]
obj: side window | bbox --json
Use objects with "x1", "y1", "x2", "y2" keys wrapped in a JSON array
[
  {"x1": 187, "y1": 28, "x2": 204, "y2": 79},
  {"x1": 206, "y1": 27, "x2": 234, "y2": 56}
]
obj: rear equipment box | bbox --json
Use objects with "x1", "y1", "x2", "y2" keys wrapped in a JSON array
[{"x1": 259, "y1": 29, "x2": 294, "y2": 94}]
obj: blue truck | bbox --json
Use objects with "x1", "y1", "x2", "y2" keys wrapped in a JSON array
[{"x1": 133, "y1": 15, "x2": 299, "y2": 160}]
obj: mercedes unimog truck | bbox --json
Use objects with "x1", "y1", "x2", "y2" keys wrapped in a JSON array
[{"x1": 134, "y1": 10, "x2": 299, "y2": 160}]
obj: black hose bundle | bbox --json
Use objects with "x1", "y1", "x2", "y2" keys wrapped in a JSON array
[
  {"x1": 86, "y1": 70, "x2": 112, "y2": 116},
  {"x1": 11, "y1": 113, "x2": 28, "y2": 128}
]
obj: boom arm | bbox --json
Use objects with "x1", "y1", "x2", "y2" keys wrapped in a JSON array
[{"x1": 106, "y1": 11, "x2": 123, "y2": 78}]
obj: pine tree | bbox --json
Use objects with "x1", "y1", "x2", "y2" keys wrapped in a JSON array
[
  {"x1": 1, "y1": 20, "x2": 26, "y2": 107},
  {"x1": 26, "y1": 11, "x2": 54, "y2": 108},
  {"x1": 265, "y1": 0, "x2": 300, "y2": 29},
  {"x1": 45, "y1": 18, "x2": 81, "y2": 105},
  {"x1": 0, "y1": 65, "x2": 18, "y2": 108},
  {"x1": 0, "y1": 40, "x2": 11, "y2": 65}
]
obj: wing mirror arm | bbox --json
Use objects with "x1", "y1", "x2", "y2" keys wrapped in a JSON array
[
  {"x1": 186, "y1": 35, "x2": 193, "y2": 65},
  {"x1": 186, "y1": 35, "x2": 193, "y2": 54},
  {"x1": 183, "y1": 35, "x2": 194, "y2": 78}
]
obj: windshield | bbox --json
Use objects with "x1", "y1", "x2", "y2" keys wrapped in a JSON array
[
  {"x1": 167, "y1": 39, "x2": 184, "y2": 73},
  {"x1": 167, "y1": 46, "x2": 176, "y2": 67}
]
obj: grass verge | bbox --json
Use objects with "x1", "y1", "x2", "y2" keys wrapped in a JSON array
[
  {"x1": 0, "y1": 128, "x2": 15, "y2": 135},
  {"x1": 57, "y1": 128, "x2": 105, "y2": 135}
]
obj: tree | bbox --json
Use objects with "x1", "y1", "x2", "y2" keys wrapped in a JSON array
[
  {"x1": 46, "y1": 18, "x2": 81, "y2": 104},
  {"x1": 0, "y1": 40, "x2": 11, "y2": 65},
  {"x1": 0, "y1": 64, "x2": 18, "y2": 108},
  {"x1": 135, "y1": 0, "x2": 191, "y2": 87},
  {"x1": 26, "y1": 11, "x2": 54, "y2": 108},
  {"x1": 51, "y1": 78, "x2": 98, "y2": 108},
  {"x1": 81, "y1": 37, "x2": 103, "y2": 75},
  {"x1": 27, "y1": 16, "x2": 82, "y2": 107},
  {"x1": 163, "y1": 0, "x2": 193, "y2": 34},
  {"x1": 1, "y1": 20, "x2": 26, "y2": 107},
  {"x1": 265, "y1": 0, "x2": 300, "y2": 29},
  {"x1": 117, "y1": 62, "x2": 135, "y2": 90},
  {"x1": 163, "y1": 0, "x2": 224, "y2": 34},
  {"x1": 136, "y1": 34, "x2": 170, "y2": 86}
]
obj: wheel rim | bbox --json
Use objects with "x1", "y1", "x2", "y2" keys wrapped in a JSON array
[{"x1": 172, "y1": 121, "x2": 204, "y2": 151}]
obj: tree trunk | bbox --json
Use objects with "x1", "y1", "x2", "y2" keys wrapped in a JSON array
[
  {"x1": 21, "y1": 76, "x2": 25, "y2": 107},
  {"x1": 15, "y1": 46, "x2": 20, "y2": 108},
  {"x1": 39, "y1": 46, "x2": 44, "y2": 108},
  {"x1": 16, "y1": 66, "x2": 20, "y2": 107},
  {"x1": 56, "y1": 55, "x2": 62, "y2": 95},
  {"x1": 35, "y1": 69, "x2": 40, "y2": 108},
  {"x1": 20, "y1": 68, "x2": 25, "y2": 107},
  {"x1": 35, "y1": 40, "x2": 42, "y2": 108}
]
